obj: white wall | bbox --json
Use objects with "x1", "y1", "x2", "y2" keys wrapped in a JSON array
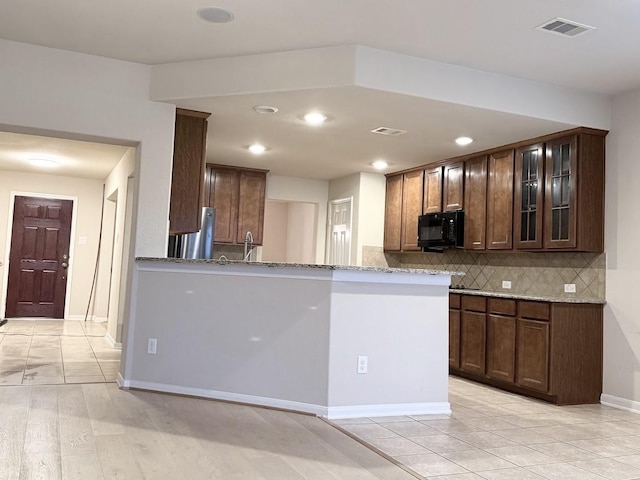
[
  {"x1": 0, "y1": 170, "x2": 107, "y2": 319},
  {"x1": 603, "y1": 88, "x2": 640, "y2": 409},
  {"x1": 0, "y1": 39, "x2": 175, "y2": 258},
  {"x1": 265, "y1": 175, "x2": 329, "y2": 264},
  {"x1": 261, "y1": 201, "x2": 288, "y2": 262},
  {"x1": 103, "y1": 148, "x2": 136, "y2": 344},
  {"x1": 286, "y1": 203, "x2": 317, "y2": 264}
]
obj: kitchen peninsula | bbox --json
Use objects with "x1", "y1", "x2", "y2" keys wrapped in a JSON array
[{"x1": 120, "y1": 258, "x2": 460, "y2": 419}]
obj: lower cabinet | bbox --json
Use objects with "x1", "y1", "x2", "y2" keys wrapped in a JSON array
[{"x1": 449, "y1": 293, "x2": 603, "y2": 405}]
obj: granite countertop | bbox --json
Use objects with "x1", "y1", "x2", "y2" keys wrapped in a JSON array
[
  {"x1": 448, "y1": 288, "x2": 605, "y2": 305},
  {"x1": 136, "y1": 257, "x2": 465, "y2": 276}
]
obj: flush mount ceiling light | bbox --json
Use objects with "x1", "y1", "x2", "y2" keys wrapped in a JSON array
[
  {"x1": 253, "y1": 105, "x2": 279, "y2": 114},
  {"x1": 304, "y1": 112, "x2": 327, "y2": 126},
  {"x1": 197, "y1": 7, "x2": 234, "y2": 23},
  {"x1": 248, "y1": 143, "x2": 268, "y2": 155},
  {"x1": 371, "y1": 160, "x2": 389, "y2": 170},
  {"x1": 28, "y1": 157, "x2": 58, "y2": 168},
  {"x1": 455, "y1": 136, "x2": 474, "y2": 146}
]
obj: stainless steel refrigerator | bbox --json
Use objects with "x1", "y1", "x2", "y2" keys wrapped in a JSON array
[{"x1": 168, "y1": 207, "x2": 216, "y2": 259}]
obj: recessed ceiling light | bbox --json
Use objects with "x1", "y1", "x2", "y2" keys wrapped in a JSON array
[
  {"x1": 197, "y1": 7, "x2": 234, "y2": 23},
  {"x1": 455, "y1": 136, "x2": 474, "y2": 146},
  {"x1": 28, "y1": 157, "x2": 58, "y2": 168},
  {"x1": 371, "y1": 160, "x2": 389, "y2": 170},
  {"x1": 253, "y1": 105, "x2": 279, "y2": 114},
  {"x1": 248, "y1": 144, "x2": 267, "y2": 155},
  {"x1": 304, "y1": 112, "x2": 327, "y2": 126}
]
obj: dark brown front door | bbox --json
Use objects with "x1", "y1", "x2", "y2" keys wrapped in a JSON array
[{"x1": 6, "y1": 196, "x2": 73, "y2": 318}]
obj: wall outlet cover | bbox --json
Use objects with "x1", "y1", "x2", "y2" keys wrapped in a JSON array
[
  {"x1": 147, "y1": 338, "x2": 157, "y2": 354},
  {"x1": 357, "y1": 355, "x2": 368, "y2": 374},
  {"x1": 564, "y1": 283, "x2": 577, "y2": 293},
  {"x1": 502, "y1": 280, "x2": 512, "y2": 289}
]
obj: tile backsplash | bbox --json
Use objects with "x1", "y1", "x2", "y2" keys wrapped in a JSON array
[{"x1": 362, "y1": 246, "x2": 605, "y2": 300}]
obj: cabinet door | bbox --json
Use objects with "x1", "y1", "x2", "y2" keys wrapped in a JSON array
[
  {"x1": 443, "y1": 162, "x2": 464, "y2": 211},
  {"x1": 544, "y1": 135, "x2": 577, "y2": 249},
  {"x1": 169, "y1": 109, "x2": 209, "y2": 235},
  {"x1": 423, "y1": 166, "x2": 443, "y2": 214},
  {"x1": 516, "y1": 318, "x2": 550, "y2": 392},
  {"x1": 449, "y1": 308, "x2": 461, "y2": 368},
  {"x1": 514, "y1": 143, "x2": 544, "y2": 250},
  {"x1": 401, "y1": 170, "x2": 423, "y2": 251},
  {"x1": 237, "y1": 170, "x2": 267, "y2": 245},
  {"x1": 383, "y1": 175, "x2": 403, "y2": 251},
  {"x1": 460, "y1": 311, "x2": 486, "y2": 375},
  {"x1": 207, "y1": 167, "x2": 239, "y2": 244},
  {"x1": 486, "y1": 150, "x2": 514, "y2": 250},
  {"x1": 463, "y1": 156, "x2": 488, "y2": 250},
  {"x1": 486, "y1": 314, "x2": 516, "y2": 383}
]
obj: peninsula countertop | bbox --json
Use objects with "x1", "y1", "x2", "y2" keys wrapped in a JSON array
[{"x1": 135, "y1": 257, "x2": 464, "y2": 277}]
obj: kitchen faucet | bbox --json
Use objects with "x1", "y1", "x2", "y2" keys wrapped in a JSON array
[{"x1": 243, "y1": 231, "x2": 254, "y2": 262}]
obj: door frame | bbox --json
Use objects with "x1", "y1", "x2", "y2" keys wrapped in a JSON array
[
  {"x1": 1, "y1": 191, "x2": 79, "y2": 319},
  {"x1": 325, "y1": 196, "x2": 354, "y2": 266}
]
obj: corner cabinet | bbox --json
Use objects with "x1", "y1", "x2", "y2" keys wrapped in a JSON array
[
  {"x1": 204, "y1": 164, "x2": 268, "y2": 245},
  {"x1": 383, "y1": 174, "x2": 403, "y2": 251},
  {"x1": 384, "y1": 170, "x2": 426, "y2": 252},
  {"x1": 169, "y1": 108, "x2": 211, "y2": 235},
  {"x1": 450, "y1": 293, "x2": 603, "y2": 405}
]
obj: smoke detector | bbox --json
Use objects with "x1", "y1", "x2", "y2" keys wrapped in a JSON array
[
  {"x1": 536, "y1": 17, "x2": 595, "y2": 37},
  {"x1": 370, "y1": 127, "x2": 407, "y2": 136}
]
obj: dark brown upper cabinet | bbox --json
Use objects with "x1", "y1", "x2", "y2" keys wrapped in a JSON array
[
  {"x1": 204, "y1": 164, "x2": 268, "y2": 245},
  {"x1": 463, "y1": 156, "x2": 488, "y2": 250},
  {"x1": 401, "y1": 170, "x2": 424, "y2": 251},
  {"x1": 486, "y1": 149, "x2": 514, "y2": 250},
  {"x1": 514, "y1": 143, "x2": 544, "y2": 250},
  {"x1": 169, "y1": 108, "x2": 210, "y2": 235},
  {"x1": 423, "y1": 166, "x2": 443, "y2": 214},
  {"x1": 383, "y1": 174, "x2": 403, "y2": 252},
  {"x1": 543, "y1": 133, "x2": 604, "y2": 252},
  {"x1": 443, "y1": 162, "x2": 464, "y2": 211}
]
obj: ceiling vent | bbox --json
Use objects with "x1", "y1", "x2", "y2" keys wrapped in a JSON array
[
  {"x1": 370, "y1": 127, "x2": 407, "y2": 136},
  {"x1": 536, "y1": 17, "x2": 595, "y2": 37}
]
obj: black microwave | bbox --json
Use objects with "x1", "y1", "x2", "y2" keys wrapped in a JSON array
[{"x1": 417, "y1": 211, "x2": 464, "y2": 250}]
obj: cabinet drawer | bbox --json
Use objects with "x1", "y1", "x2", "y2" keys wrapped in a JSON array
[
  {"x1": 450, "y1": 294, "x2": 461, "y2": 309},
  {"x1": 518, "y1": 301, "x2": 550, "y2": 320},
  {"x1": 462, "y1": 295, "x2": 486, "y2": 312},
  {"x1": 488, "y1": 298, "x2": 516, "y2": 316}
]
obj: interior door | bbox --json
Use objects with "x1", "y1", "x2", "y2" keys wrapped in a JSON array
[
  {"x1": 6, "y1": 196, "x2": 73, "y2": 318},
  {"x1": 326, "y1": 198, "x2": 352, "y2": 266}
]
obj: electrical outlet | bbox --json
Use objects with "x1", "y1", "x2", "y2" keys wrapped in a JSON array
[
  {"x1": 564, "y1": 283, "x2": 576, "y2": 293},
  {"x1": 502, "y1": 280, "x2": 512, "y2": 289},
  {"x1": 147, "y1": 338, "x2": 157, "y2": 354},
  {"x1": 357, "y1": 356, "x2": 368, "y2": 374}
]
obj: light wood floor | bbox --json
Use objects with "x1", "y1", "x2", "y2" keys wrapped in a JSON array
[{"x1": 0, "y1": 383, "x2": 418, "y2": 480}]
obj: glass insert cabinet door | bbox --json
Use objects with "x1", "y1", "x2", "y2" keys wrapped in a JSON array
[
  {"x1": 544, "y1": 135, "x2": 577, "y2": 249},
  {"x1": 514, "y1": 143, "x2": 544, "y2": 249}
]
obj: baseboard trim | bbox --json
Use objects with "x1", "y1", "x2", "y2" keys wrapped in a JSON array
[
  {"x1": 116, "y1": 372, "x2": 127, "y2": 389},
  {"x1": 104, "y1": 332, "x2": 122, "y2": 350},
  {"x1": 122, "y1": 379, "x2": 329, "y2": 416},
  {"x1": 325, "y1": 402, "x2": 451, "y2": 420},
  {"x1": 66, "y1": 315, "x2": 107, "y2": 322},
  {"x1": 601, "y1": 393, "x2": 640, "y2": 414}
]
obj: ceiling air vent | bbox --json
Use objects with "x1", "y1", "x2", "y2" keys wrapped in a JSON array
[
  {"x1": 370, "y1": 126, "x2": 407, "y2": 136},
  {"x1": 536, "y1": 17, "x2": 595, "y2": 37}
]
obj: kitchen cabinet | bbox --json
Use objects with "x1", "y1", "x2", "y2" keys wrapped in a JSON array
[
  {"x1": 460, "y1": 295, "x2": 486, "y2": 375},
  {"x1": 486, "y1": 150, "x2": 514, "y2": 250},
  {"x1": 449, "y1": 294, "x2": 461, "y2": 368},
  {"x1": 169, "y1": 108, "x2": 210, "y2": 235},
  {"x1": 486, "y1": 298, "x2": 516, "y2": 383},
  {"x1": 423, "y1": 166, "x2": 443, "y2": 214},
  {"x1": 384, "y1": 171, "x2": 425, "y2": 252},
  {"x1": 383, "y1": 174, "x2": 403, "y2": 251},
  {"x1": 514, "y1": 143, "x2": 544, "y2": 250},
  {"x1": 443, "y1": 162, "x2": 464, "y2": 211},
  {"x1": 401, "y1": 170, "x2": 424, "y2": 251},
  {"x1": 543, "y1": 134, "x2": 605, "y2": 251},
  {"x1": 463, "y1": 156, "x2": 487, "y2": 250},
  {"x1": 450, "y1": 293, "x2": 603, "y2": 405},
  {"x1": 204, "y1": 164, "x2": 268, "y2": 245}
]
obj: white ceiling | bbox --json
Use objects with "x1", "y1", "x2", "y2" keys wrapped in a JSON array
[{"x1": 1, "y1": 0, "x2": 637, "y2": 180}]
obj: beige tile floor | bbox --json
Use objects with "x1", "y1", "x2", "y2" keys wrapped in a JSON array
[
  {"x1": 334, "y1": 376, "x2": 640, "y2": 480},
  {"x1": 0, "y1": 319, "x2": 121, "y2": 385}
]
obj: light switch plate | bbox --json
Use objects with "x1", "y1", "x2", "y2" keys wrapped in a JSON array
[
  {"x1": 502, "y1": 280, "x2": 512, "y2": 289},
  {"x1": 564, "y1": 283, "x2": 576, "y2": 293}
]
